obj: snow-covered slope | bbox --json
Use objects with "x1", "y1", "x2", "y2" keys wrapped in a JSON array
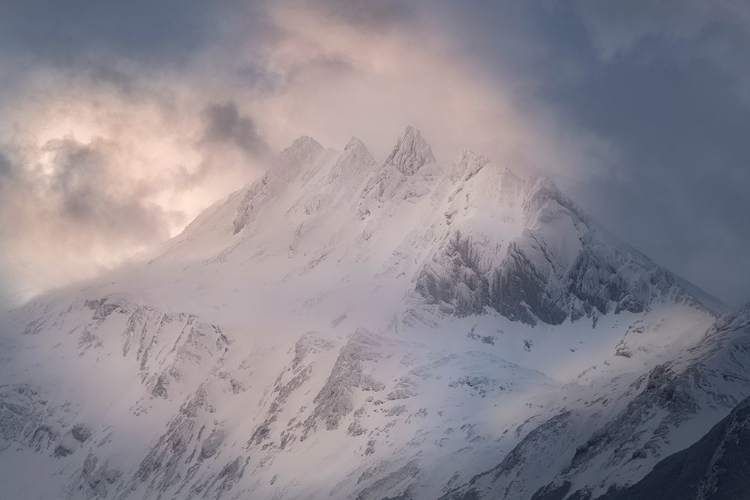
[
  {"x1": 443, "y1": 302, "x2": 750, "y2": 500},
  {"x1": 0, "y1": 127, "x2": 742, "y2": 500},
  {"x1": 597, "y1": 393, "x2": 750, "y2": 499}
]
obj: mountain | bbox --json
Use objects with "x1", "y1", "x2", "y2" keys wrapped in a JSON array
[
  {"x1": 443, "y1": 303, "x2": 750, "y2": 500},
  {"x1": 597, "y1": 390, "x2": 750, "y2": 500},
  {"x1": 0, "y1": 126, "x2": 746, "y2": 500}
]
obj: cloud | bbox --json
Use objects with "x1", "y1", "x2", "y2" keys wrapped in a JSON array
[
  {"x1": 576, "y1": 0, "x2": 750, "y2": 60},
  {"x1": 542, "y1": 2, "x2": 750, "y2": 304},
  {"x1": 0, "y1": 0, "x2": 221, "y2": 68},
  {"x1": 200, "y1": 101, "x2": 271, "y2": 157},
  {"x1": 419, "y1": 1, "x2": 750, "y2": 304},
  {"x1": 0, "y1": 75, "x2": 270, "y2": 302},
  {"x1": 0, "y1": 0, "x2": 748, "y2": 306},
  {"x1": 301, "y1": 0, "x2": 415, "y2": 29},
  {"x1": 0, "y1": 136, "x2": 176, "y2": 301},
  {"x1": 45, "y1": 138, "x2": 173, "y2": 238}
]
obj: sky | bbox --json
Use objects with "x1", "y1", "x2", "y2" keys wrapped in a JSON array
[{"x1": 0, "y1": 0, "x2": 748, "y2": 306}]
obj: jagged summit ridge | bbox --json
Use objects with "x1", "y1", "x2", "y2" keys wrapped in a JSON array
[
  {"x1": 189, "y1": 126, "x2": 722, "y2": 326},
  {"x1": 385, "y1": 125, "x2": 437, "y2": 176},
  {"x1": 280, "y1": 135, "x2": 324, "y2": 164},
  {"x1": 231, "y1": 135, "x2": 329, "y2": 234},
  {"x1": 328, "y1": 136, "x2": 376, "y2": 182},
  {"x1": 454, "y1": 149, "x2": 491, "y2": 181},
  {"x1": 344, "y1": 136, "x2": 367, "y2": 152}
]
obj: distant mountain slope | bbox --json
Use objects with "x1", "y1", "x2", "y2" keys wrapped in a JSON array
[
  {"x1": 443, "y1": 303, "x2": 750, "y2": 500},
  {"x1": 597, "y1": 393, "x2": 750, "y2": 500}
]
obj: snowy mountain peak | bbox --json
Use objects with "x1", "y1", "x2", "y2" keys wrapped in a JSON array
[
  {"x1": 523, "y1": 175, "x2": 588, "y2": 227},
  {"x1": 385, "y1": 125, "x2": 437, "y2": 175},
  {"x1": 454, "y1": 149, "x2": 491, "y2": 180},
  {"x1": 279, "y1": 135, "x2": 325, "y2": 165},
  {"x1": 326, "y1": 137, "x2": 376, "y2": 183},
  {"x1": 344, "y1": 136, "x2": 366, "y2": 152},
  {"x1": 339, "y1": 137, "x2": 375, "y2": 168},
  {"x1": 715, "y1": 300, "x2": 750, "y2": 332},
  {"x1": 230, "y1": 136, "x2": 328, "y2": 234},
  {"x1": 524, "y1": 175, "x2": 567, "y2": 206}
]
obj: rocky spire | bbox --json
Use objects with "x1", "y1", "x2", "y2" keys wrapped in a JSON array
[{"x1": 384, "y1": 126, "x2": 436, "y2": 176}]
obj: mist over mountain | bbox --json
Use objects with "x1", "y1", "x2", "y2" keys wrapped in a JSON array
[
  {"x1": 3, "y1": 1, "x2": 750, "y2": 307},
  {"x1": 1, "y1": 128, "x2": 748, "y2": 499}
]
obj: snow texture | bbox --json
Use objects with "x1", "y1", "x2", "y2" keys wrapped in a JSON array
[{"x1": 0, "y1": 127, "x2": 743, "y2": 500}]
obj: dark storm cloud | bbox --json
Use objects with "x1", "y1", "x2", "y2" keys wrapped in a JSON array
[
  {"x1": 308, "y1": 0, "x2": 415, "y2": 28},
  {"x1": 0, "y1": 152, "x2": 14, "y2": 183},
  {"x1": 428, "y1": 1, "x2": 750, "y2": 304},
  {"x1": 0, "y1": 1, "x2": 245, "y2": 125},
  {"x1": 163, "y1": 101, "x2": 274, "y2": 189},
  {"x1": 0, "y1": 101, "x2": 271, "y2": 250},
  {"x1": 0, "y1": 0, "x2": 278, "y2": 100},
  {"x1": 0, "y1": 0, "x2": 220, "y2": 67},
  {"x1": 200, "y1": 102, "x2": 271, "y2": 157},
  {"x1": 49, "y1": 139, "x2": 172, "y2": 239},
  {"x1": 284, "y1": 53, "x2": 360, "y2": 86},
  {"x1": 0, "y1": 138, "x2": 174, "y2": 246},
  {"x1": 540, "y1": 2, "x2": 750, "y2": 305},
  {"x1": 553, "y1": 47, "x2": 750, "y2": 305},
  {"x1": 0, "y1": 137, "x2": 179, "y2": 303}
]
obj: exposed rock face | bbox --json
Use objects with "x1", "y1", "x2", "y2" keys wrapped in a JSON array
[
  {"x1": 385, "y1": 126, "x2": 436, "y2": 176},
  {"x1": 415, "y1": 231, "x2": 489, "y2": 317},
  {"x1": 415, "y1": 173, "x2": 708, "y2": 326},
  {"x1": 361, "y1": 126, "x2": 443, "y2": 203},
  {"x1": 0, "y1": 384, "x2": 57, "y2": 451},
  {"x1": 489, "y1": 238, "x2": 569, "y2": 325},
  {"x1": 304, "y1": 329, "x2": 385, "y2": 434},
  {"x1": 72, "y1": 453, "x2": 122, "y2": 499},
  {"x1": 128, "y1": 387, "x2": 224, "y2": 495}
]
